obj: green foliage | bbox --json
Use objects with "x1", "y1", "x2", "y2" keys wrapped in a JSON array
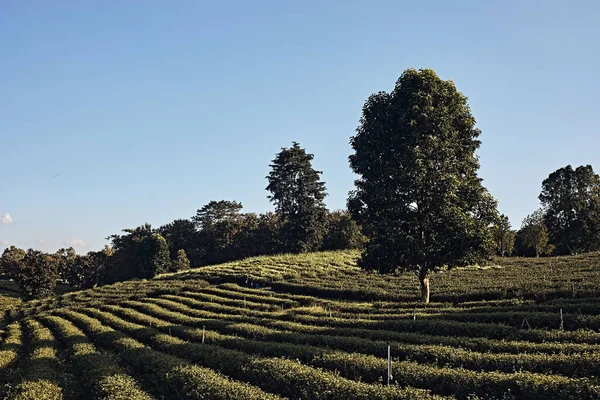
[
  {"x1": 72, "y1": 307, "x2": 438, "y2": 400},
  {"x1": 493, "y1": 215, "x2": 516, "y2": 256},
  {"x1": 520, "y1": 209, "x2": 554, "y2": 257},
  {"x1": 158, "y1": 210, "x2": 283, "y2": 269},
  {"x1": 321, "y1": 210, "x2": 367, "y2": 251},
  {"x1": 0, "y1": 246, "x2": 26, "y2": 279},
  {"x1": 10, "y1": 319, "x2": 64, "y2": 400},
  {"x1": 74, "y1": 249, "x2": 109, "y2": 289},
  {"x1": 228, "y1": 212, "x2": 282, "y2": 258},
  {"x1": 13, "y1": 250, "x2": 59, "y2": 300},
  {"x1": 194, "y1": 200, "x2": 245, "y2": 265},
  {"x1": 106, "y1": 224, "x2": 170, "y2": 282},
  {"x1": 540, "y1": 165, "x2": 600, "y2": 254},
  {"x1": 313, "y1": 353, "x2": 600, "y2": 400},
  {"x1": 144, "y1": 233, "x2": 171, "y2": 278},
  {"x1": 0, "y1": 322, "x2": 22, "y2": 369},
  {"x1": 102, "y1": 301, "x2": 600, "y2": 379},
  {"x1": 348, "y1": 68, "x2": 497, "y2": 302},
  {"x1": 54, "y1": 247, "x2": 77, "y2": 282},
  {"x1": 55, "y1": 247, "x2": 105, "y2": 290},
  {"x1": 7, "y1": 251, "x2": 600, "y2": 399},
  {"x1": 192, "y1": 200, "x2": 243, "y2": 230},
  {"x1": 172, "y1": 249, "x2": 190, "y2": 272},
  {"x1": 57, "y1": 310, "x2": 283, "y2": 400},
  {"x1": 267, "y1": 142, "x2": 328, "y2": 253},
  {"x1": 42, "y1": 315, "x2": 153, "y2": 400},
  {"x1": 157, "y1": 219, "x2": 199, "y2": 263}
]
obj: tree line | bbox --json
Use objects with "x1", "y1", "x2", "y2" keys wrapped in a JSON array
[
  {"x1": 2, "y1": 68, "x2": 598, "y2": 302},
  {"x1": 0, "y1": 142, "x2": 365, "y2": 299},
  {"x1": 493, "y1": 164, "x2": 600, "y2": 258}
]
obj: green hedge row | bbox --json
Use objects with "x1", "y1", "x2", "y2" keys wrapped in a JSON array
[
  {"x1": 134, "y1": 294, "x2": 600, "y2": 345},
  {"x1": 177, "y1": 290, "x2": 280, "y2": 311},
  {"x1": 104, "y1": 303, "x2": 600, "y2": 378},
  {"x1": 121, "y1": 299, "x2": 599, "y2": 357},
  {"x1": 41, "y1": 315, "x2": 154, "y2": 400},
  {"x1": 202, "y1": 285, "x2": 302, "y2": 307},
  {"x1": 216, "y1": 282, "x2": 319, "y2": 305},
  {"x1": 161, "y1": 293, "x2": 285, "y2": 316},
  {"x1": 0, "y1": 322, "x2": 21, "y2": 369},
  {"x1": 74, "y1": 307, "x2": 441, "y2": 400},
  {"x1": 312, "y1": 352, "x2": 600, "y2": 400},
  {"x1": 84, "y1": 304, "x2": 600, "y2": 400},
  {"x1": 53, "y1": 309, "x2": 282, "y2": 400},
  {"x1": 10, "y1": 319, "x2": 64, "y2": 400}
]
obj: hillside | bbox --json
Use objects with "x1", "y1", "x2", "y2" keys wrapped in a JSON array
[
  {"x1": 0, "y1": 281, "x2": 21, "y2": 313},
  {"x1": 1, "y1": 251, "x2": 600, "y2": 399}
]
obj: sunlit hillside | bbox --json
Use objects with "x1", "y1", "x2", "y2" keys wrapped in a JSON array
[{"x1": 2, "y1": 250, "x2": 600, "y2": 399}]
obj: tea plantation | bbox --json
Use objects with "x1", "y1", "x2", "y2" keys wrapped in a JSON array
[{"x1": 1, "y1": 250, "x2": 600, "y2": 399}]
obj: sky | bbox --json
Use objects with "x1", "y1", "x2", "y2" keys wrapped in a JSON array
[{"x1": 1, "y1": 0, "x2": 599, "y2": 253}]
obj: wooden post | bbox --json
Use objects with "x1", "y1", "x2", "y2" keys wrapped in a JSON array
[
  {"x1": 559, "y1": 309, "x2": 564, "y2": 331},
  {"x1": 202, "y1": 325, "x2": 205, "y2": 345},
  {"x1": 387, "y1": 342, "x2": 392, "y2": 385}
]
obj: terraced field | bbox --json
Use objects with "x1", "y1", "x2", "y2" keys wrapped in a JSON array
[
  {"x1": 1, "y1": 251, "x2": 600, "y2": 399},
  {"x1": 0, "y1": 281, "x2": 22, "y2": 314}
]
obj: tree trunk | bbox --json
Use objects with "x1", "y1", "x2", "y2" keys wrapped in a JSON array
[{"x1": 420, "y1": 275, "x2": 430, "y2": 303}]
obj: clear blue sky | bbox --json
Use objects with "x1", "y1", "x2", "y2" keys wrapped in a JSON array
[{"x1": 1, "y1": 1, "x2": 599, "y2": 253}]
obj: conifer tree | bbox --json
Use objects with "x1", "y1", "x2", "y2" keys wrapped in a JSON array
[{"x1": 267, "y1": 142, "x2": 328, "y2": 253}]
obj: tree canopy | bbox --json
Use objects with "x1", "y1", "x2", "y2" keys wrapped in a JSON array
[
  {"x1": 157, "y1": 218, "x2": 199, "y2": 265},
  {"x1": 348, "y1": 68, "x2": 497, "y2": 302},
  {"x1": 539, "y1": 165, "x2": 600, "y2": 255},
  {"x1": 520, "y1": 209, "x2": 554, "y2": 257},
  {"x1": 17, "y1": 249, "x2": 59, "y2": 299},
  {"x1": 105, "y1": 224, "x2": 170, "y2": 282},
  {"x1": 493, "y1": 215, "x2": 516, "y2": 256},
  {"x1": 266, "y1": 142, "x2": 328, "y2": 253},
  {"x1": 321, "y1": 210, "x2": 367, "y2": 251}
]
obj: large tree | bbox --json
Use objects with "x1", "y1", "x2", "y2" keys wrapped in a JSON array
[
  {"x1": 192, "y1": 200, "x2": 243, "y2": 230},
  {"x1": 0, "y1": 246, "x2": 26, "y2": 278},
  {"x1": 492, "y1": 214, "x2": 516, "y2": 256},
  {"x1": 321, "y1": 210, "x2": 367, "y2": 251},
  {"x1": 157, "y1": 219, "x2": 199, "y2": 265},
  {"x1": 192, "y1": 200, "x2": 244, "y2": 264},
  {"x1": 61, "y1": 251, "x2": 108, "y2": 289},
  {"x1": 106, "y1": 224, "x2": 170, "y2": 282},
  {"x1": 348, "y1": 68, "x2": 497, "y2": 303},
  {"x1": 55, "y1": 247, "x2": 78, "y2": 283},
  {"x1": 266, "y1": 142, "x2": 328, "y2": 253},
  {"x1": 172, "y1": 249, "x2": 191, "y2": 272},
  {"x1": 16, "y1": 249, "x2": 59, "y2": 299},
  {"x1": 230, "y1": 212, "x2": 283, "y2": 258},
  {"x1": 520, "y1": 209, "x2": 554, "y2": 257},
  {"x1": 539, "y1": 165, "x2": 600, "y2": 254}
]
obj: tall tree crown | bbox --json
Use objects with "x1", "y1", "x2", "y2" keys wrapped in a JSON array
[
  {"x1": 266, "y1": 142, "x2": 327, "y2": 217},
  {"x1": 266, "y1": 142, "x2": 328, "y2": 252},
  {"x1": 349, "y1": 68, "x2": 497, "y2": 301},
  {"x1": 192, "y1": 200, "x2": 243, "y2": 230},
  {"x1": 539, "y1": 164, "x2": 600, "y2": 254}
]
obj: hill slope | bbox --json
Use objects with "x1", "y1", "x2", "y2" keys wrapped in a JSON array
[{"x1": 1, "y1": 251, "x2": 600, "y2": 399}]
